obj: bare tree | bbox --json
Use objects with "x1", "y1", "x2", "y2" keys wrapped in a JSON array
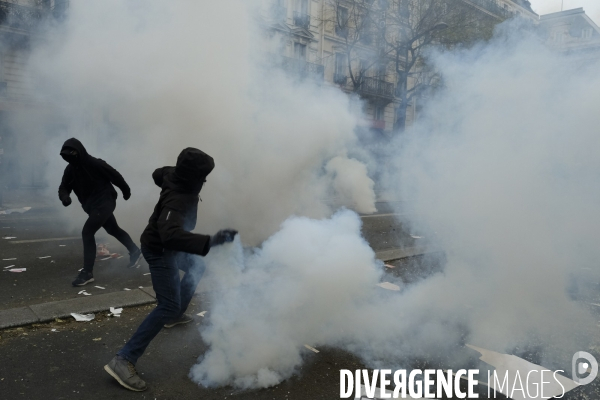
[{"x1": 384, "y1": 0, "x2": 498, "y2": 131}]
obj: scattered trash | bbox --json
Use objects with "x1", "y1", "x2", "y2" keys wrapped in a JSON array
[
  {"x1": 92, "y1": 337, "x2": 102, "y2": 341},
  {"x1": 466, "y1": 344, "x2": 579, "y2": 399},
  {"x1": 117, "y1": 256, "x2": 123, "y2": 259},
  {"x1": 123, "y1": 288, "x2": 131, "y2": 291},
  {"x1": 0, "y1": 206, "x2": 31, "y2": 215},
  {"x1": 2, "y1": 236, "x2": 16, "y2": 240},
  {"x1": 78, "y1": 268, "x2": 83, "y2": 272},
  {"x1": 51, "y1": 329, "x2": 57, "y2": 332},
  {"x1": 143, "y1": 273, "x2": 151, "y2": 276},
  {"x1": 109, "y1": 307, "x2": 123, "y2": 317},
  {"x1": 50, "y1": 260, "x2": 55, "y2": 263},
  {"x1": 304, "y1": 344, "x2": 320, "y2": 353},
  {"x1": 376, "y1": 282, "x2": 401, "y2": 291},
  {"x1": 59, "y1": 245, "x2": 66, "y2": 247},
  {"x1": 38, "y1": 256, "x2": 51, "y2": 259},
  {"x1": 110, "y1": 253, "x2": 120, "y2": 258},
  {"x1": 71, "y1": 313, "x2": 95, "y2": 322},
  {"x1": 2, "y1": 258, "x2": 16, "y2": 261},
  {"x1": 410, "y1": 235, "x2": 423, "y2": 239},
  {"x1": 4, "y1": 265, "x2": 15, "y2": 269},
  {"x1": 8, "y1": 268, "x2": 26, "y2": 273},
  {"x1": 94, "y1": 286, "x2": 105, "y2": 290},
  {"x1": 78, "y1": 290, "x2": 92, "y2": 296},
  {"x1": 384, "y1": 264, "x2": 395, "y2": 269},
  {"x1": 197, "y1": 311, "x2": 207, "y2": 317},
  {"x1": 100, "y1": 257, "x2": 111, "y2": 261},
  {"x1": 138, "y1": 286, "x2": 143, "y2": 288},
  {"x1": 96, "y1": 244, "x2": 110, "y2": 257}
]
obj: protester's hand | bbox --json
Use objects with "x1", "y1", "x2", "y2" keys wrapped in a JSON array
[
  {"x1": 210, "y1": 229, "x2": 238, "y2": 247},
  {"x1": 61, "y1": 196, "x2": 72, "y2": 207},
  {"x1": 123, "y1": 191, "x2": 131, "y2": 201}
]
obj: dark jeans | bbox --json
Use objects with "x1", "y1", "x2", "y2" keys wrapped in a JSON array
[
  {"x1": 118, "y1": 246, "x2": 206, "y2": 365},
  {"x1": 82, "y1": 205, "x2": 138, "y2": 271}
]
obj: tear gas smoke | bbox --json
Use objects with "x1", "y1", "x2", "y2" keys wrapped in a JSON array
[
  {"x1": 27, "y1": 0, "x2": 376, "y2": 243},
  {"x1": 188, "y1": 21, "x2": 600, "y2": 388}
]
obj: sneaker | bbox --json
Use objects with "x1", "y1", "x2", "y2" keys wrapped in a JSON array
[
  {"x1": 104, "y1": 355, "x2": 147, "y2": 392},
  {"x1": 164, "y1": 313, "x2": 193, "y2": 328},
  {"x1": 127, "y1": 248, "x2": 142, "y2": 268},
  {"x1": 72, "y1": 271, "x2": 94, "y2": 287}
]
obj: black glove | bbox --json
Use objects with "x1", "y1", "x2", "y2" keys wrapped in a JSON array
[
  {"x1": 210, "y1": 229, "x2": 238, "y2": 247},
  {"x1": 61, "y1": 196, "x2": 72, "y2": 207},
  {"x1": 123, "y1": 191, "x2": 131, "y2": 201}
]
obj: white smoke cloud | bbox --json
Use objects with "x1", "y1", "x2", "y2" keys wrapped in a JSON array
[{"x1": 27, "y1": 0, "x2": 376, "y2": 244}]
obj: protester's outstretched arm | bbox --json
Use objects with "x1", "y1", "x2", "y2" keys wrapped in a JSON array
[
  {"x1": 99, "y1": 160, "x2": 131, "y2": 200},
  {"x1": 157, "y1": 207, "x2": 212, "y2": 256},
  {"x1": 58, "y1": 166, "x2": 73, "y2": 207}
]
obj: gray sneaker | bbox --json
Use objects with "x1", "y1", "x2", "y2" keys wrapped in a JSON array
[
  {"x1": 104, "y1": 355, "x2": 147, "y2": 392},
  {"x1": 164, "y1": 313, "x2": 193, "y2": 328}
]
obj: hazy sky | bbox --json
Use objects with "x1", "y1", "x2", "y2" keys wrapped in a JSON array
[{"x1": 529, "y1": 0, "x2": 600, "y2": 22}]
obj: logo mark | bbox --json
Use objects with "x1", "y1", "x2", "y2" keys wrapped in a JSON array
[{"x1": 572, "y1": 351, "x2": 598, "y2": 385}]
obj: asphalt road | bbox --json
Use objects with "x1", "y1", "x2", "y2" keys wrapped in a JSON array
[{"x1": 0, "y1": 205, "x2": 426, "y2": 311}]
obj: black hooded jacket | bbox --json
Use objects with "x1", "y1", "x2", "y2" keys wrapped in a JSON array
[
  {"x1": 140, "y1": 148, "x2": 215, "y2": 256},
  {"x1": 58, "y1": 138, "x2": 131, "y2": 213}
]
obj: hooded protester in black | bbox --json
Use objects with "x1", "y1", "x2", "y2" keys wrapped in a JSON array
[
  {"x1": 106, "y1": 148, "x2": 237, "y2": 392},
  {"x1": 58, "y1": 138, "x2": 141, "y2": 286}
]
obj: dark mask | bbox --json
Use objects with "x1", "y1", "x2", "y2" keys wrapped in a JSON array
[{"x1": 60, "y1": 148, "x2": 79, "y2": 164}]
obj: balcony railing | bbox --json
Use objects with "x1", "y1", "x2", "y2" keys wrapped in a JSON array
[
  {"x1": 0, "y1": 1, "x2": 42, "y2": 30},
  {"x1": 357, "y1": 77, "x2": 395, "y2": 99},
  {"x1": 293, "y1": 11, "x2": 310, "y2": 29},
  {"x1": 280, "y1": 56, "x2": 324, "y2": 80},
  {"x1": 466, "y1": 0, "x2": 515, "y2": 20}
]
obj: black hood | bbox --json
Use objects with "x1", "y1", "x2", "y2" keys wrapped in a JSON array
[
  {"x1": 154, "y1": 148, "x2": 215, "y2": 194},
  {"x1": 61, "y1": 138, "x2": 90, "y2": 164}
]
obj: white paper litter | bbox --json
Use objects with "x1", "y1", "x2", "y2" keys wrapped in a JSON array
[
  {"x1": 4, "y1": 265, "x2": 15, "y2": 269},
  {"x1": 109, "y1": 307, "x2": 123, "y2": 317},
  {"x1": 38, "y1": 256, "x2": 51, "y2": 259},
  {"x1": 51, "y1": 329, "x2": 57, "y2": 332},
  {"x1": 8, "y1": 268, "x2": 26, "y2": 273},
  {"x1": 59, "y1": 245, "x2": 66, "y2": 247},
  {"x1": 143, "y1": 273, "x2": 151, "y2": 275},
  {"x1": 0, "y1": 207, "x2": 31, "y2": 215},
  {"x1": 384, "y1": 264, "x2": 395, "y2": 269},
  {"x1": 71, "y1": 313, "x2": 95, "y2": 322},
  {"x1": 197, "y1": 311, "x2": 207, "y2": 317},
  {"x1": 78, "y1": 268, "x2": 83, "y2": 271},
  {"x1": 117, "y1": 256, "x2": 123, "y2": 259},
  {"x1": 2, "y1": 236, "x2": 16, "y2": 239},
  {"x1": 304, "y1": 344, "x2": 320, "y2": 353},
  {"x1": 410, "y1": 235, "x2": 423, "y2": 239},
  {"x1": 77, "y1": 290, "x2": 86, "y2": 294},
  {"x1": 376, "y1": 282, "x2": 401, "y2": 291},
  {"x1": 100, "y1": 257, "x2": 111, "y2": 261},
  {"x1": 2, "y1": 258, "x2": 16, "y2": 260},
  {"x1": 123, "y1": 288, "x2": 131, "y2": 291},
  {"x1": 466, "y1": 344, "x2": 579, "y2": 400},
  {"x1": 94, "y1": 286, "x2": 105, "y2": 290},
  {"x1": 78, "y1": 290, "x2": 91, "y2": 296}
]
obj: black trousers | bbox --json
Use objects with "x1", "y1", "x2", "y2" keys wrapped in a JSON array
[{"x1": 82, "y1": 204, "x2": 137, "y2": 271}]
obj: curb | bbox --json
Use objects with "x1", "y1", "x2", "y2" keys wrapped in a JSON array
[
  {"x1": 0, "y1": 246, "x2": 441, "y2": 330},
  {"x1": 0, "y1": 287, "x2": 156, "y2": 330}
]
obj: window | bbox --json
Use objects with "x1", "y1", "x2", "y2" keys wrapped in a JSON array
[
  {"x1": 374, "y1": 105, "x2": 384, "y2": 121},
  {"x1": 294, "y1": 43, "x2": 307, "y2": 59},
  {"x1": 336, "y1": 7, "x2": 349, "y2": 37},
  {"x1": 334, "y1": 53, "x2": 348, "y2": 84}
]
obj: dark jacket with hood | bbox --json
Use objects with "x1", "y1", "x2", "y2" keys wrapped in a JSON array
[
  {"x1": 58, "y1": 138, "x2": 131, "y2": 213},
  {"x1": 140, "y1": 147, "x2": 214, "y2": 256}
]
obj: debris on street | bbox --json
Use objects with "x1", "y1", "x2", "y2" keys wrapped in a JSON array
[
  {"x1": 38, "y1": 256, "x2": 51, "y2": 259},
  {"x1": 376, "y1": 282, "x2": 401, "y2": 291},
  {"x1": 96, "y1": 244, "x2": 110, "y2": 257},
  {"x1": 143, "y1": 273, "x2": 151, "y2": 275},
  {"x1": 94, "y1": 286, "x2": 105, "y2": 290},
  {"x1": 304, "y1": 345, "x2": 319, "y2": 353},
  {"x1": 2, "y1": 258, "x2": 16, "y2": 260},
  {"x1": 109, "y1": 307, "x2": 123, "y2": 317},
  {"x1": 197, "y1": 311, "x2": 207, "y2": 317},
  {"x1": 410, "y1": 235, "x2": 423, "y2": 239},
  {"x1": 384, "y1": 264, "x2": 395, "y2": 269},
  {"x1": 71, "y1": 313, "x2": 95, "y2": 322},
  {"x1": 2, "y1": 236, "x2": 16, "y2": 239},
  {"x1": 123, "y1": 288, "x2": 131, "y2": 291},
  {"x1": 100, "y1": 257, "x2": 111, "y2": 261},
  {"x1": 0, "y1": 206, "x2": 31, "y2": 215},
  {"x1": 92, "y1": 337, "x2": 102, "y2": 341},
  {"x1": 8, "y1": 268, "x2": 26, "y2": 273}
]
